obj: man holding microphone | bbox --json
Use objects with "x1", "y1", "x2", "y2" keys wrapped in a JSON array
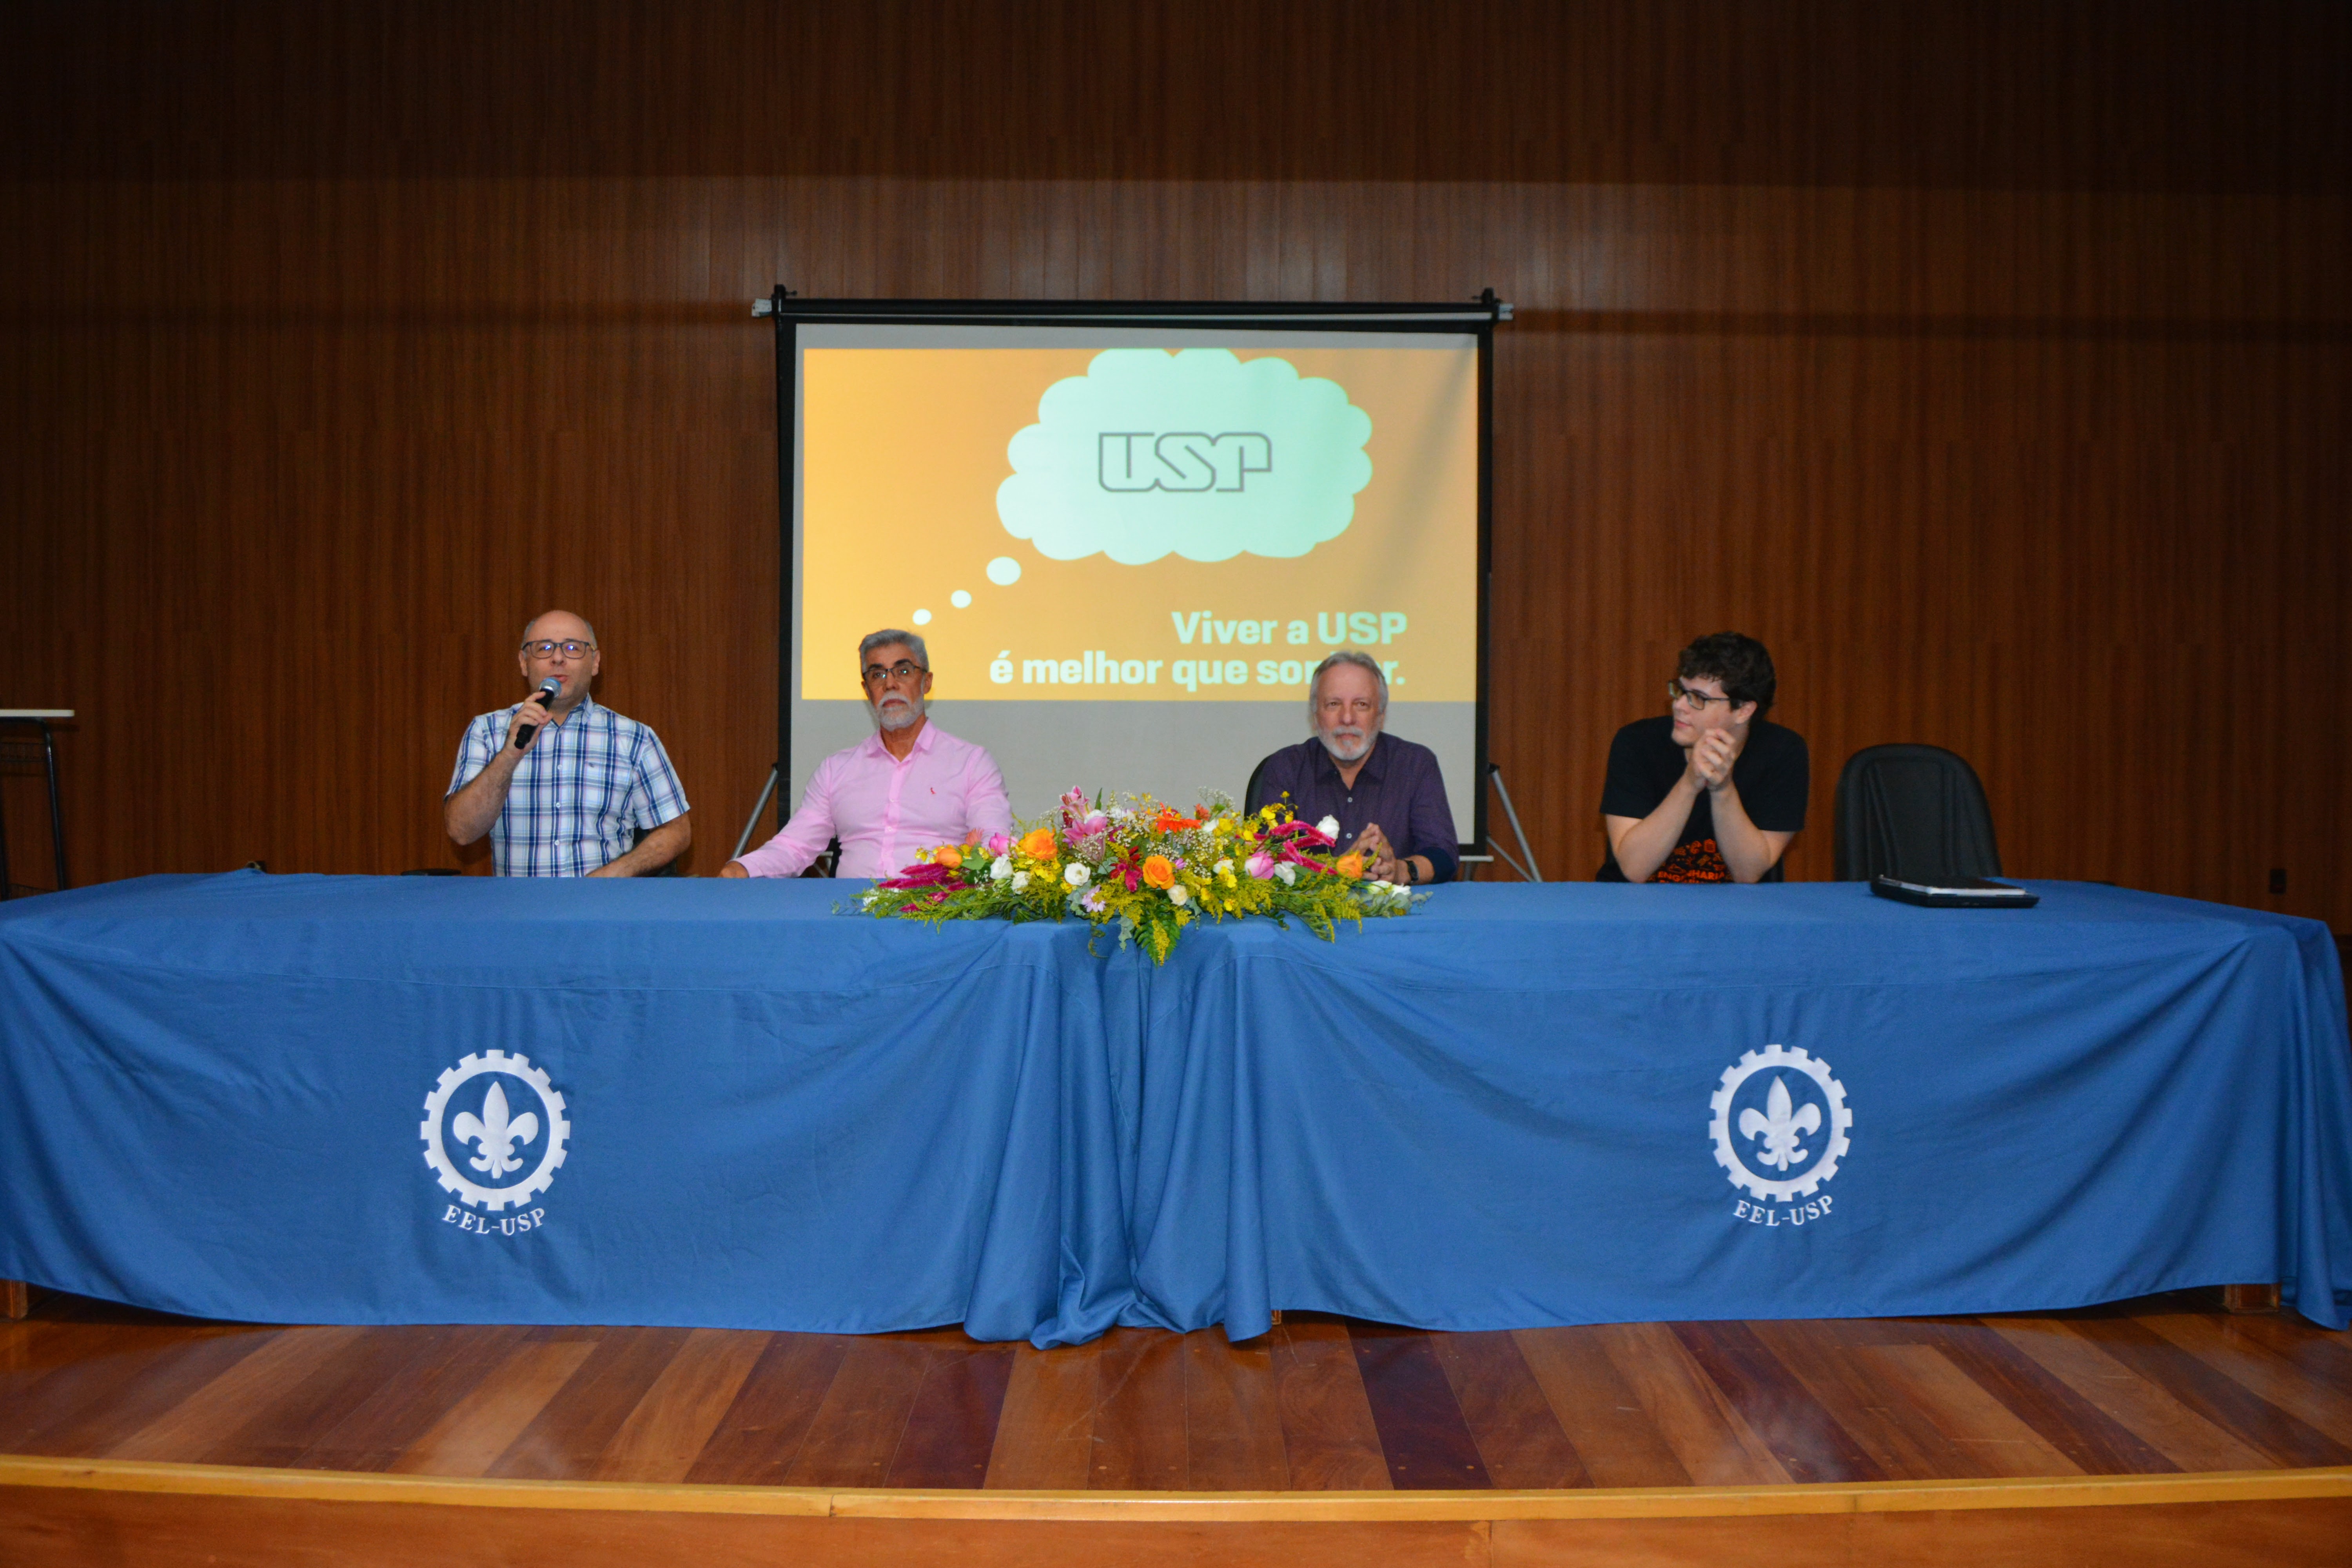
[{"x1": 444, "y1": 610, "x2": 691, "y2": 876}]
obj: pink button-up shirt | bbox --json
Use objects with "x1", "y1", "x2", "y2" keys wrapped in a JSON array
[{"x1": 736, "y1": 722, "x2": 1014, "y2": 880}]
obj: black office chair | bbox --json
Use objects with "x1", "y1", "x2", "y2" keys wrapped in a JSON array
[{"x1": 1833, "y1": 744, "x2": 2003, "y2": 882}]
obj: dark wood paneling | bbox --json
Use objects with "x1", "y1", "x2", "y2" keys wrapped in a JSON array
[
  {"x1": 2, "y1": 11, "x2": 2346, "y2": 927},
  {"x1": 5, "y1": 2, "x2": 2348, "y2": 192}
]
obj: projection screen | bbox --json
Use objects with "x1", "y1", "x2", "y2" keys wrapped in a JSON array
[{"x1": 770, "y1": 300, "x2": 1495, "y2": 851}]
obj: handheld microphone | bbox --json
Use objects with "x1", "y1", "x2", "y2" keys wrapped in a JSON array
[{"x1": 512, "y1": 678, "x2": 561, "y2": 750}]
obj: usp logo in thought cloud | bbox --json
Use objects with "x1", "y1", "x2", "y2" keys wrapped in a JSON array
[{"x1": 996, "y1": 349, "x2": 1373, "y2": 564}]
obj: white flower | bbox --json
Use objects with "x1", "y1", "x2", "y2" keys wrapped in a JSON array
[
  {"x1": 1214, "y1": 858, "x2": 1234, "y2": 877},
  {"x1": 1316, "y1": 815, "x2": 1340, "y2": 838},
  {"x1": 990, "y1": 855, "x2": 1013, "y2": 880},
  {"x1": 1011, "y1": 871, "x2": 1031, "y2": 891},
  {"x1": 1167, "y1": 884, "x2": 1189, "y2": 907},
  {"x1": 1274, "y1": 862, "x2": 1297, "y2": 886},
  {"x1": 1064, "y1": 862, "x2": 1091, "y2": 887}
]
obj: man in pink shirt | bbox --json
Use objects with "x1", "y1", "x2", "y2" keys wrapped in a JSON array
[{"x1": 720, "y1": 630, "x2": 1013, "y2": 881}]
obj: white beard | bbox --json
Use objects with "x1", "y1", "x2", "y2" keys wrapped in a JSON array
[
  {"x1": 873, "y1": 693, "x2": 926, "y2": 732},
  {"x1": 1318, "y1": 726, "x2": 1374, "y2": 763}
]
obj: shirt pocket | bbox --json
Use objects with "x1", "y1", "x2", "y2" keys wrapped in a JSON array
[{"x1": 579, "y1": 753, "x2": 635, "y2": 820}]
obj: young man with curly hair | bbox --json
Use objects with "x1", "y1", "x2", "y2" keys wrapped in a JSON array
[{"x1": 1598, "y1": 632, "x2": 1808, "y2": 884}]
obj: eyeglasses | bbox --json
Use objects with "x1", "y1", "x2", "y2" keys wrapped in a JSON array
[
  {"x1": 861, "y1": 660, "x2": 929, "y2": 686},
  {"x1": 522, "y1": 640, "x2": 595, "y2": 659},
  {"x1": 1668, "y1": 680, "x2": 1733, "y2": 708}
]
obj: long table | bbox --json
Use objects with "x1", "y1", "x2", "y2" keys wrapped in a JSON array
[{"x1": 3, "y1": 872, "x2": 2347, "y2": 1341}]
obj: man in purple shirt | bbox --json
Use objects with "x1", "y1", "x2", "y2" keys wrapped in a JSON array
[
  {"x1": 1245, "y1": 651, "x2": 1458, "y2": 886},
  {"x1": 722, "y1": 630, "x2": 1013, "y2": 881}
]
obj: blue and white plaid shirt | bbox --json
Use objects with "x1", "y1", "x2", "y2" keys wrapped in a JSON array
[{"x1": 447, "y1": 694, "x2": 689, "y2": 877}]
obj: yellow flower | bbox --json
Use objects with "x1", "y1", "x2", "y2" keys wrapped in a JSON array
[{"x1": 1142, "y1": 855, "x2": 1176, "y2": 889}]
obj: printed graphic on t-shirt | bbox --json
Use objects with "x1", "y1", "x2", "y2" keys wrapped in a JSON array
[{"x1": 1653, "y1": 838, "x2": 1730, "y2": 883}]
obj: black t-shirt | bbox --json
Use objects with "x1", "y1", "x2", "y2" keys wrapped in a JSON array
[{"x1": 1597, "y1": 715, "x2": 1809, "y2": 882}]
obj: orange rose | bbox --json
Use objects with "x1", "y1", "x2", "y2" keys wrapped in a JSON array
[
  {"x1": 1018, "y1": 828, "x2": 1059, "y2": 861},
  {"x1": 1334, "y1": 852, "x2": 1365, "y2": 879},
  {"x1": 933, "y1": 846, "x2": 964, "y2": 870},
  {"x1": 1142, "y1": 855, "x2": 1176, "y2": 889}
]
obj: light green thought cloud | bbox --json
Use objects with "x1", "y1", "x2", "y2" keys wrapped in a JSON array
[{"x1": 996, "y1": 349, "x2": 1372, "y2": 565}]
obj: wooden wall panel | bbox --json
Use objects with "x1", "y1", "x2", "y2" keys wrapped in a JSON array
[
  {"x1": 3, "y1": 7, "x2": 2347, "y2": 925},
  {"x1": 5, "y1": 1, "x2": 2348, "y2": 192}
]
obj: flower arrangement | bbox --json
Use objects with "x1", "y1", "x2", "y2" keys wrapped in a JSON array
[{"x1": 859, "y1": 788, "x2": 1424, "y2": 963}]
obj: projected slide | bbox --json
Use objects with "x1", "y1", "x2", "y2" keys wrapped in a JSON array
[{"x1": 789, "y1": 324, "x2": 1481, "y2": 843}]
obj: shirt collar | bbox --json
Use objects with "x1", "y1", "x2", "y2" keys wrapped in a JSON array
[
  {"x1": 526, "y1": 690, "x2": 597, "y2": 721},
  {"x1": 861, "y1": 716, "x2": 935, "y2": 760},
  {"x1": 1308, "y1": 730, "x2": 1386, "y2": 786}
]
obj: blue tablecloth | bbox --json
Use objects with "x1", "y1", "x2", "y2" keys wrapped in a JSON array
[{"x1": 2, "y1": 872, "x2": 2347, "y2": 1341}]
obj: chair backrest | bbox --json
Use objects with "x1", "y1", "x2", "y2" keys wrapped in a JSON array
[{"x1": 1833, "y1": 744, "x2": 2002, "y2": 882}]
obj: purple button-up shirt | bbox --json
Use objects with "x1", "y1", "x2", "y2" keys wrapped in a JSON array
[
  {"x1": 1246, "y1": 732, "x2": 1460, "y2": 882},
  {"x1": 736, "y1": 721, "x2": 1013, "y2": 880}
]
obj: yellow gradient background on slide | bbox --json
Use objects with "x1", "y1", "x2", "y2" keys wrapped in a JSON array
[{"x1": 800, "y1": 345, "x2": 1477, "y2": 702}]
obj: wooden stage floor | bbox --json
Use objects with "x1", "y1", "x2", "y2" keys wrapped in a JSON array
[{"x1": 5, "y1": 1289, "x2": 2350, "y2": 1565}]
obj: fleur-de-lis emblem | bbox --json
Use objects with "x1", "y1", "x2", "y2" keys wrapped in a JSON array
[
  {"x1": 451, "y1": 1081, "x2": 540, "y2": 1179},
  {"x1": 1737, "y1": 1074, "x2": 1821, "y2": 1172}
]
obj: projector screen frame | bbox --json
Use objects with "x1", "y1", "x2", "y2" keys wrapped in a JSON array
[{"x1": 763, "y1": 290, "x2": 1503, "y2": 861}]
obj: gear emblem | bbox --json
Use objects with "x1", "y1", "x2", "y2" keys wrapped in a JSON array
[
  {"x1": 420, "y1": 1050, "x2": 570, "y2": 1212},
  {"x1": 1709, "y1": 1044, "x2": 1851, "y2": 1202}
]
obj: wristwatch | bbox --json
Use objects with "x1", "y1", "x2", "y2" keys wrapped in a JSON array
[{"x1": 1400, "y1": 858, "x2": 1416, "y2": 886}]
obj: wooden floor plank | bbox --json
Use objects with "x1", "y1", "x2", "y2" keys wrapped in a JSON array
[
  {"x1": 1745, "y1": 1319, "x2": 1995, "y2": 1482},
  {"x1": 1856, "y1": 1344, "x2": 2087, "y2": 1478},
  {"x1": 291, "y1": 1323, "x2": 535, "y2": 1472},
  {"x1": 2138, "y1": 1312, "x2": 2352, "y2": 1449},
  {"x1": 1510, "y1": 1327, "x2": 1692, "y2": 1488},
  {"x1": 592, "y1": 1328, "x2": 772, "y2": 1483},
  {"x1": 1269, "y1": 1317, "x2": 1391, "y2": 1490},
  {"x1": 195, "y1": 1325, "x2": 474, "y2": 1470},
  {"x1": 779, "y1": 1337, "x2": 935, "y2": 1488},
  {"x1": 682, "y1": 1331, "x2": 851, "y2": 1485},
  {"x1": 1670, "y1": 1321, "x2": 1885, "y2": 1484},
  {"x1": 1428, "y1": 1329, "x2": 1589, "y2": 1489},
  {"x1": 1088, "y1": 1326, "x2": 1189, "y2": 1489},
  {"x1": 1594, "y1": 1321, "x2": 1790, "y2": 1486},
  {"x1": 387, "y1": 1339, "x2": 598, "y2": 1477},
  {"x1": 105, "y1": 1327, "x2": 369, "y2": 1463},
  {"x1": 885, "y1": 1341, "x2": 1017, "y2": 1488},
  {"x1": 2058, "y1": 1316, "x2": 2352, "y2": 1469},
  {"x1": 7, "y1": 1293, "x2": 2345, "y2": 1499},
  {"x1": 487, "y1": 1328, "x2": 694, "y2": 1481},
  {"x1": 1182, "y1": 1327, "x2": 1291, "y2": 1490},
  {"x1": 1348, "y1": 1325, "x2": 1493, "y2": 1490},
  {"x1": 2, "y1": 1326, "x2": 275, "y2": 1457},
  {"x1": 1985, "y1": 1319, "x2": 2272, "y2": 1472},
  {"x1": 2213, "y1": 1309, "x2": 2352, "y2": 1387},
  {"x1": 982, "y1": 1341, "x2": 1100, "y2": 1489},
  {"x1": 1918, "y1": 1321, "x2": 2183, "y2": 1475}
]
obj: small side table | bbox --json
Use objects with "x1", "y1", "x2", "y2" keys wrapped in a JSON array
[{"x1": 0, "y1": 710, "x2": 72, "y2": 899}]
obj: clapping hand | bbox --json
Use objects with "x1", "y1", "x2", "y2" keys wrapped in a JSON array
[{"x1": 1688, "y1": 727, "x2": 1743, "y2": 791}]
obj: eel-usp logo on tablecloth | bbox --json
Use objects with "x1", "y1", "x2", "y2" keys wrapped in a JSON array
[
  {"x1": 1709, "y1": 1045, "x2": 1851, "y2": 1227},
  {"x1": 420, "y1": 1050, "x2": 569, "y2": 1236}
]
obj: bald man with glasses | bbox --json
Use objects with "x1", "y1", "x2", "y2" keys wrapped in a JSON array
[
  {"x1": 1599, "y1": 631, "x2": 1808, "y2": 884},
  {"x1": 445, "y1": 610, "x2": 692, "y2": 876},
  {"x1": 722, "y1": 629, "x2": 1012, "y2": 881}
]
